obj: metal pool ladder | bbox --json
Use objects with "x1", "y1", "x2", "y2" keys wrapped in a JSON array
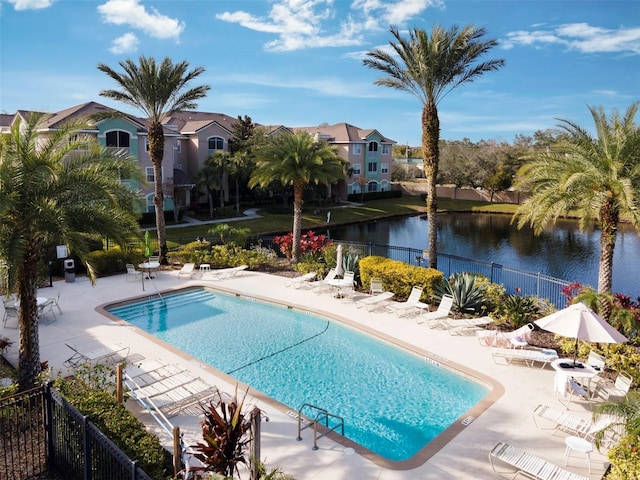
[{"x1": 296, "y1": 403, "x2": 344, "y2": 450}]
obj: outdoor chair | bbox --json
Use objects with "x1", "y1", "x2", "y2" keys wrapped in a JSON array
[
  {"x1": 592, "y1": 372, "x2": 633, "y2": 401},
  {"x1": 177, "y1": 263, "x2": 196, "y2": 278},
  {"x1": 489, "y1": 441, "x2": 589, "y2": 480},
  {"x1": 385, "y1": 286, "x2": 424, "y2": 317},
  {"x1": 310, "y1": 268, "x2": 337, "y2": 294},
  {"x1": 369, "y1": 278, "x2": 384, "y2": 295},
  {"x1": 491, "y1": 347, "x2": 559, "y2": 368},
  {"x1": 356, "y1": 291, "x2": 394, "y2": 312},
  {"x1": 416, "y1": 294, "x2": 454, "y2": 325},
  {"x1": 46, "y1": 291, "x2": 62, "y2": 315},
  {"x1": 476, "y1": 323, "x2": 534, "y2": 348},
  {"x1": 436, "y1": 316, "x2": 494, "y2": 335},
  {"x1": 126, "y1": 264, "x2": 143, "y2": 282},
  {"x1": 63, "y1": 343, "x2": 130, "y2": 369},
  {"x1": 286, "y1": 271, "x2": 317, "y2": 288},
  {"x1": 2, "y1": 301, "x2": 18, "y2": 328}
]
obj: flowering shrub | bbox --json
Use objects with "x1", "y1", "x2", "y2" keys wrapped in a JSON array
[
  {"x1": 561, "y1": 281, "x2": 583, "y2": 306},
  {"x1": 274, "y1": 231, "x2": 331, "y2": 259}
]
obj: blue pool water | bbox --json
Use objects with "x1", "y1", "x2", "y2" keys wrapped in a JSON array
[{"x1": 108, "y1": 289, "x2": 489, "y2": 461}]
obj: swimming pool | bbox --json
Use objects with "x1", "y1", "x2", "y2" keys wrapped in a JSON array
[{"x1": 107, "y1": 288, "x2": 490, "y2": 463}]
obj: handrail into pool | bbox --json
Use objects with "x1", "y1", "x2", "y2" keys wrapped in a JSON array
[{"x1": 297, "y1": 403, "x2": 345, "y2": 451}]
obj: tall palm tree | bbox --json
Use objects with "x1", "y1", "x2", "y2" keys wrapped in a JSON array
[
  {"x1": 363, "y1": 25, "x2": 504, "y2": 269},
  {"x1": 98, "y1": 56, "x2": 210, "y2": 263},
  {"x1": 513, "y1": 103, "x2": 640, "y2": 296},
  {"x1": 249, "y1": 131, "x2": 347, "y2": 262},
  {"x1": 0, "y1": 113, "x2": 142, "y2": 390}
]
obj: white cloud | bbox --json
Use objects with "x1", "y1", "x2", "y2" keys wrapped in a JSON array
[
  {"x1": 217, "y1": 0, "x2": 435, "y2": 52},
  {"x1": 8, "y1": 0, "x2": 52, "y2": 10},
  {"x1": 109, "y1": 32, "x2": 139, "y2": 54},
  {"x1": 502, "y1": 22, "x2": 640, "y2": 54},
  {"x1": 98, "y1": 0, "x2": 184, "y2": 41}
]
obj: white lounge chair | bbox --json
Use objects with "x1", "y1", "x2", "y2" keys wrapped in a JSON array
[
  {"x1": 476, "y1": 323, "x2": 534, "y2": 348},
  {"x1": 368, "y1": 278, "x2": 384, "y2": 295},
  {"x1": 385, "y1": 286, "x2": 424, "y2": 317},
  {"x1": 201, "y1": 265, "x2": 248, "y2": 280},
  {"x1": 178, "y1": 263, "x2": 196, "y2": 278},
  {"x1": 310, "y1": 268, "x2": 337, "y2": 294},
  {"x1": 63, "y1": 343, "x2": 130, "y2": 368},
  {"x1": 436, "y1": 316, "x2": 494, "y2": 335},
  {"x1": 491, "y1": 347, "x2": 559, "y2": 368},
  {"x1": 489, "y1": 442, "x2": 589, "y2": 480},
  {"x1": 285, "y1": 271, "x2": 317, "y2": 288},
  {"x1": 356, "y1": 291, "x2": 395, "y2": 312},
  {"x1": 417, "y1": 294, "x2": 454, "y2": 325},
  {"x1": 532, "y1": 404, "x2": 618, "y2": 447}
]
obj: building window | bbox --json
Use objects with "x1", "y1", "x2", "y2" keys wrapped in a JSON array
[
  {"x1": 146, "y1": 167, "x2": 154, "y2": 183},
  {"x1": 208, "y1": 136, "x2": 224, "y2": 151},
  {"x1": 145, "y1": 139, "x2": 149, "y2": 151},
  {"x1": 367, "y1": 181, "x2": 378, "y2": 192},
  {"x1": 106, "y1": 130, "x2": 130, "y2": 148},
  {"x1": 147, "y1": 195, "x2": 155, "y2": 213},
  {"x1": 368, "y1": 162, "x2": 377, "y2": 173},
  {"x1": 382, "y1": 144, "x2": 390, "y2": 154},
  {"x1": 351, "y1": 163, "x2": 361, "y2": 175},
  {"x1": 381, "y1": 163, "x2": 389, "y2": 174},
  {"x1": 352, "y1": 183, "x2": 361, "y2": 194},
  {"x1": 352, "y1": 144, "x2": 362, "y2": 155}
]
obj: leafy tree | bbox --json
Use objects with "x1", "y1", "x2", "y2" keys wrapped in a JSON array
[
  {"x1": 363, "y1": 25, "x2": 504, "y2": 268},
  {"x1": 249, "y1": 132, "x2": 347, "y2": 262},
  {"x1": 196, "y1": 152, "x2": 227, "y2": 218},
  {"x1": 513, "y1": 103, "x2": 640, "y2": 298},
  {"x1": 0, "y1": 114, "x2": 141, "y2": 390},
  {"x1": 98, "y1": 55, "x2": 210, "y2": 263}
]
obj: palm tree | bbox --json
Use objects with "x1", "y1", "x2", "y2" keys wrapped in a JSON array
[
  {"x1": 513, "y1": 103, "x2": 640, "y2": 296},
  {"x1": 196, "y1": 152, "x2": 227, "y2": 219},
  {"x1": 98, "y1": 56, "x2": 210, "y2": 263},
  {"x1": 363, "y1": 25, "x2": 504, "y2": 269},
  {"x1": 249, "y1": 131, "x2": 347, "y2": 262},
  {"x1": 0, "y1": 113, "x2": 142, "y2": 390}
]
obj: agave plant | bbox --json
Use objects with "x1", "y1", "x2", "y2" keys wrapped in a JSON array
[
  {"x1": 502, "y1": 294, "x2": 539, "y2": 327},
  {"x1": 435, "y1": 272, "x2": 488, "y2": 315}
]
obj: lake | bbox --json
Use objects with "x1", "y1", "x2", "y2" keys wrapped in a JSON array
[{"x1": 328, "y1": 213, "x2": 640, "y2": 298}]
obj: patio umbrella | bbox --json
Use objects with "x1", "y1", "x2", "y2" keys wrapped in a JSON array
[
  {"x1": 144, "y1": 231, "x2": 152, "y2": 258},
  {"x1": 534, "y1": 302, "x2": 628, "y2": 365},
  {"x1": 336, "y1": 244, "x2": 344, "y2": 276}
]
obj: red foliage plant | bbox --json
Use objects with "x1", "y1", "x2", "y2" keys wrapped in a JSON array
[{"x1": 274, "y1": 231, "x2": 331, "y2": 259}]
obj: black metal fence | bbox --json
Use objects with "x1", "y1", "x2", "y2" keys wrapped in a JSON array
[
  {"x1": 254, "y1": 236, "x2": 570, "y2": 309},
  {"x1": 0, "y1": 384, "x2": 152, "y2": 480}
]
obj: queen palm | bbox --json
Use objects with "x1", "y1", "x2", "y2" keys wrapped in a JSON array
[
  {"x1": 513, "y1": 103, "x2": 640, "y2": 297},
  {"x1": 0, "y1": 113, "x2": 142, "y2": 390},
  {"x1": 363, "y1": 25, "x2": 504, "y2": 269},
  {"x1": 98, "y1": 56, "x2": 210, "y2": 263},
  {"x1": 249, "y1": 132, "x2": 347, "y2": 262}
]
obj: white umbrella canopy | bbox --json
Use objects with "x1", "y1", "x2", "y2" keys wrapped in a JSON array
[{"x1": 535, "y1": 302, "x2": 628, "y2": 363}]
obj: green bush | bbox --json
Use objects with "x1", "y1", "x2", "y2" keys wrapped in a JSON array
[
  {"x1": 434, "y1": 272, "x2": 489, "y2": 316},
  {"x1": 501, "y1": 294, "x2": 539, "y2": 327},
  {"x1": 166, "y1": 240, "x2": 212, "y2": 265},
  {"x1": 85, "y1": 246, "x2": 144, "y2": 277},
  {"x1": 358, "y1": 256, "x2": 443, "y2": 302},
  {"x1": 54, "y1": 365, "x2": 173, "y2": 480},
  {"x1": 605, "y1": 433, "x2": 640, "y2": 479}
]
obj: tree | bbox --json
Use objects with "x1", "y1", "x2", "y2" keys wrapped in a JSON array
[
  {"x1": 363, "y1": 25, "x2": 504, "y2": 269},
  {"x1": 249, "y1": 131, "x2": 347, "y2": 262},
  {"x1": 0, "y1": 113, "x2": 142, "y2": 390},
  {"x1": 513, "y1": 103, "x2": 640, "y2": 297},
  {"x1": 98, "y1": 56, "x2": 210, "y2": 263},
  {"x1": 196, "y1": 152, "x2": 227, "y2": 219},
  {"x1": 228, "y1": 115, "x2": 256, "y2": 214}
]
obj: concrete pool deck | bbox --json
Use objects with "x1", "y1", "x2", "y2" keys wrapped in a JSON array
[{"x1": 1, "y1": 270, "x2": 610, "y2": 479}]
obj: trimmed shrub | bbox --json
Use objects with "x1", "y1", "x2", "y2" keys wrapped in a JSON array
[
  {"x1": 359, "y1": 256, "x2": 443, "y2": 302},
  {"x1": 85, "y1": 246, "x2": 144, "y2": 277}
]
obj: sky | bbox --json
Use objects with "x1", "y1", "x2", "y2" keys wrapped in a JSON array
[{"x1": 1, "y1": 0, "x2": 639, "y2": 146}]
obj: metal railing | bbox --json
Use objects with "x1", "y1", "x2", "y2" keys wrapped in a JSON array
[{"x1": 0, "y1": 384, "x2": 152, "y2": 480}]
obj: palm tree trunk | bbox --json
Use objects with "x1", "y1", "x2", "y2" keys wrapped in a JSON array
[
  {"x1": 598, "y1": 200, "x2": 619, "y2": 318},
  {"x1": 148, "y1": 122, "x2": 167, "y2": 263},
  {"x1": 291, "y1": 182, "x2": 304, "y2": 262},
  {"x1": 422, "y1": 101, "x2": 440, "y2": 269},
  {"x1": 17, "y1": 249, "x2": 42, "y2": 391}
]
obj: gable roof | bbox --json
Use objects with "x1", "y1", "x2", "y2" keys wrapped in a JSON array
[
  {"x1": 166, "y1": 111, "x2": 236, "y2": 135},
  {"x1": 292, "y1": 122, "x2": 395, "y2": 144}
]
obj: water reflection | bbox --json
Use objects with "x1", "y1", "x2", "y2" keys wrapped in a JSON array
[{"x1": 329, "y1": 213, "x2": 639, "y2": 297}]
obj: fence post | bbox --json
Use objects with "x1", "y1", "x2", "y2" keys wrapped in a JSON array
[
  {"x1": 250, "y1": 408, "x2": 261, "y2": 480},
  {"x1": 173, "y1": 426, "x2": 182, "y2": 478},
  {"x1": 44, "y1": 383, "x2": 55, "y2": 471},
  {"x1": 116, "y1": 363, "x2": 123, "y2": 404},
  {"x1": 83, "y1": 416, "x2": 91, "y2": 480}
]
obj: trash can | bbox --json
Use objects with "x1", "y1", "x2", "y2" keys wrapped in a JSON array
[{"x1": 64, "y1": 259, "x2": 75, "y2": 283}]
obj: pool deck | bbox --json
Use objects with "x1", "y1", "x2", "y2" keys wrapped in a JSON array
[{"x1": 1, "y1": 270, "x2": 610, "y2": 479}]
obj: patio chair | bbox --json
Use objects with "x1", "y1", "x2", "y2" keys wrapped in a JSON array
[
  {"x1": 592, "y1": 372, "x2": 633, "y2": 401},
  {"x1": 2, "y1": 302, "x2": 18, "y2": 329},
  {"x1": 177, "y1": 263, "x2": 196, "y2": 278},
  {"x1": 63, "y1": 343, "x2": 130, "y2": 368},
  {"x1": 310, "y1": 268, "x2": 337, "y2": 294},
  {"x1": 476, "y1": 323, "x2": 534, "y2": 348},
  {"x1": 436, "y1": 316, "x2": 494, "y2": 335},
  {"x1": 46, "y1": 291, "x2": 62, "y2": 315},
  {"x1": 491, "y1": 347, "x2": 559, "y2": 368},
  {"x1": 369, "y1": 278, "x2": 384, "y2": 295},
  {"x1": 532, "y1": 404, "x2": 618, "y2": 447},
  {"x1": 37, "y1": 298, "x2": 57, "y2": 324},
  {"x1": 385, "y1": 286, "x2": 424, "y2": 317},
  {"x1": 333, "y1": 271, "x2": 355, "y2": 300},
  {"x1": 285, "y1": 271, "x2": 317, "y2": 288},
  {"x1": 489, "y1": 442, "x2": 589, "y2": 480},
  {"x1": 416, "y1": 294, "x2": 454, "y2": 325},
  {"x1": 126, "y1": 264, "x2": 142, "y2": 282},
  {"x1": 356, "y1": 291, "x2": 395, "y2": 312}
]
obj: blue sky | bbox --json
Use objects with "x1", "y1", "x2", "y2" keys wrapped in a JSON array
[{"x1": 1, "y1": 0, "x2": 638, "y2": 146}]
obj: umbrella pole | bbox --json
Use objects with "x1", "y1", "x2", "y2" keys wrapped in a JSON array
[{"x1": 573, "y1": 337, "x2": 579, "y2": 366}]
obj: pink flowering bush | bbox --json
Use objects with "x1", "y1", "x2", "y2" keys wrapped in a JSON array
[{"x1": 274, "y1": 231, "x2": 331, "y2": 259}]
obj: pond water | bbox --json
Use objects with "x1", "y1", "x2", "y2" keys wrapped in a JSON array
[{"x1": 328, "y1": 213, "x2": 640, "y2": 298}]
